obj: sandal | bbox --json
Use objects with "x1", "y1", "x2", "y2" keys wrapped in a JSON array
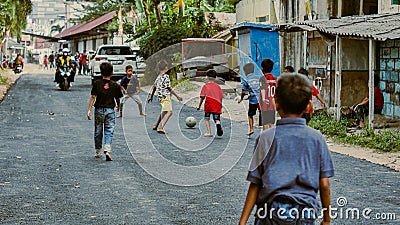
[
  {"x1": 95, "y1": 154, "x2": 102, "y2": 158},
  {"x1": 157, "y1": 129, "x2": 168, "y2": 134},
  {"x1": 246, "y1": 131, "x2": 254, "y2": 136}
]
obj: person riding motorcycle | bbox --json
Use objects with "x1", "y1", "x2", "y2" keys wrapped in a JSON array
[
  {"x1": 54, "y1": 48, "x2": 76, "y2": 85},
  {"x1": 13, "y1": 54, "x2": 24, "y2": 73}
]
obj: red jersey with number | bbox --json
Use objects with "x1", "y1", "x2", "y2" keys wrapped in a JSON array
[
  {"x1": 200, "y1": 82, "x2": 224, "y2": 114},
  {"x1": 259, "y1": 73, "x2": 277, "y2": 111}
]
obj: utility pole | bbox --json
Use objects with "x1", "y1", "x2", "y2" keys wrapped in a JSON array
[{"x1": 65, "y1": 1, "x2": 69, "y2": 29}]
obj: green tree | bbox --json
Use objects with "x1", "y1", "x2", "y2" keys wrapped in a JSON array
[{"x1": 0, "y1": 0, "x2": 32, "y2": 38}]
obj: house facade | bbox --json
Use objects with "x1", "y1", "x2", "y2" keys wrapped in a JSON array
[{"x1": 234, "y1": 0, "x2": 400, "y2": 121}]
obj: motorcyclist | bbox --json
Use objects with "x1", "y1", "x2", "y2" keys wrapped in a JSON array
[
  {"x1": 14, "y1": 54, "x2": 24, "y2": 72},
  {"x1": 54, "y1": 48, "x2": 76, "y2": 85}
]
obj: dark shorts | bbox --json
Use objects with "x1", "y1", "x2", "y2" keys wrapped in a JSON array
[
  {"x1": 259, "y1": 110, "x2": 275, "y2": 126},
  {"x1": 204, "y1": 112, "x2": 221, "y2": 122},
  {"x1": 248, "y1": 103, "x2": 259, "y2": 117}
]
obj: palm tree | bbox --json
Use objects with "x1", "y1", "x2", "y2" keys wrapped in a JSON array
[
  {"x1": 0, "y1": 0, "x2": 32, "y2": 38},
  {"x1": 51, "y1": 24, "x2": 64, "y2": 34}
]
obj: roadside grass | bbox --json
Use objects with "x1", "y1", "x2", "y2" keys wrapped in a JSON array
[
  {"x1": 0, "y1": 74, "x2": 8, "y2": 85},
  {"x1": 309, "y1": 111, "x2": 400, "y2": 153},
  {"x1": 172, "y1": 76, "x2": 198, "y2": 93}
]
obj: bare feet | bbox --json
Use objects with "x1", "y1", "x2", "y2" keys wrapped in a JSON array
[{"x1": 140, "y1": 113, "x2": 147, "y2": 116}]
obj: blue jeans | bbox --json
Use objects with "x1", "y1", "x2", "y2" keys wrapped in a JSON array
[
  {"x1": 94, "y1": 108, "x2": 116, "y2": 152},
  {"x1": 255, "y1": 198, "x2": 316, "y2": 225}
]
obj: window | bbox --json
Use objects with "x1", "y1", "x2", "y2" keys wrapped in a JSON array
[
  {"x1": 393, "y1": 0, "x2": 400, "y2": 5},
  {"x1": 99, "y1": 47, "x2": 133, "y2": 55},
  {"x1": 256, "y1": 16, "x2": 267, "y2": 22}
]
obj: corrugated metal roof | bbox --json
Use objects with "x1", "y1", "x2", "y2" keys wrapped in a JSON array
[
  {"x1": 296, "y1": 13, "x2": 400, "y2": 41},
  {"x1": 230, "y1": 22, "x2": 277, "y2": 31},
  {"x1": 55, "y1": 11, "x2": 116, "y2": 39}
]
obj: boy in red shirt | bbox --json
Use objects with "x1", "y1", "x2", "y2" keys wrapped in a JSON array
[
  {"x1": 197, "y1": 70, "x2": 224, "y2": 137},
  {"x1": 259, "y1": 58, "x2": 277, "y2": 130},
  {"x1": 298, "y1": 68, "x2": 327, "y2": 124}
]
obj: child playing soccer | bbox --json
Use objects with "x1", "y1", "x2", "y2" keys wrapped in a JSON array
[
  {"x1": 238, "y1": 62, "x2": 260, "y2": 136},
  {"x1": 239, "y1": 73, "x2": 334, "y2": 225},
  {"x1": 118, "y1": 65, "x2": 146, "y2": 117},
  {"x1": 197, "y1": 70, "x2": 224, "y2": 137},
  {"x1": 87, "y1": 62, "x2": 123, "y2": 161}
]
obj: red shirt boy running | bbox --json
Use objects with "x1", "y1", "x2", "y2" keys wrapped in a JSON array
[{"x1": 197, "y1": 70, "x2": 224, "y2": 137}]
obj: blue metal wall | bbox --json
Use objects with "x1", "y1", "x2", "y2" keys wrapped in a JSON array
[{"x1": 250, "y1": 28, "x2": 280, "y2": 77}]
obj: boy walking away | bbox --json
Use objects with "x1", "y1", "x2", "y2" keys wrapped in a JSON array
[
  {"x1": 259, "y1": 58, "x2": 277, "y2": 130},
  {"x1": 238, "y1": 63, "x2": 260, "y2": 136},
  {"x1": 118, "y1": 65, "x2": 146, "y2": 118},
  {"x1": 44, "y1": 55, "x2": 49, "y2": 70},
  {"x1": 87, "y1": 62, "x2": 123, "y2": 161},
  {"x1": 239, "y1": 73, "x2": 334, "y2": 225},
  {"x1": 49, "y1": 52, "x2": 55, "y2": 69},
  {"x1": 197, "y1": 70, "x2": 224, "y2": 137},
  {"x1": 148, "y1": 60, "x2": 183, "y2": 134},
  {"x1": 298, "y1": 68, "x2": 326, "y2": 124}
]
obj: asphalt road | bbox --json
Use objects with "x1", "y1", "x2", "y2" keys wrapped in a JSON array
[{"x1": 0, "y1": 72, "x2": 399, "y2": 224}]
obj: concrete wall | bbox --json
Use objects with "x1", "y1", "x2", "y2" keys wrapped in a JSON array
[
  {"x1": 341, "y1": 72, "x2": 369, "y2": 106},
  {"x1": 340, "y1": 39, "x2": 369, "y2": 71},
  {"x1": 236, "y1": 0, "x2": 270, "y2": 23},
  {"x1": 281, "y1": 32, "x2": 304, "y2": 72},
  {"x1": 379, "y1": 0, "x2": 400, "y2": 13}
]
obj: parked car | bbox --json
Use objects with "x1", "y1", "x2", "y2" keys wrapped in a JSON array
[{"x1": 90, "y1": 45, "x2": 142, "y2": 82}]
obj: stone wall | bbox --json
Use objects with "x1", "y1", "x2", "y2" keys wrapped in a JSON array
[{"x1": 379, "y1": 39, "x2": 400, "y2": 119}]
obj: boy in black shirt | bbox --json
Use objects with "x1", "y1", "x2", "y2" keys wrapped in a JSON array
[{"x1": 87, "y1": 62, "x2": 123, "y2": 161}]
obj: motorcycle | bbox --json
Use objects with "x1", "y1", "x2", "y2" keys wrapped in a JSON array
[
  {"x1": 58, "y1": 65, "x2": 73, "y2": 91},
  {"x1": 14, "y1": 64, "x2": 23, "y2": 74}
]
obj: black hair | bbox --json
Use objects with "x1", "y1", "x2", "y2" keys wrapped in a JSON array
[
  {"x1": 158, "y1": 60, "x2": 168, "y2": 71},
  {"x1": 261, "y1": 58, "x2": 274, "y2": 73},
  {"x1": 100, "y1": 62, "x2": 113, "y2": 77},
  {"x1": 206, "y1": 69, "x2": 217, "y2": 78},
  {"x1": 275, "y1": 73, "x2": 312, "y2": 115},
  {"x1": 126, "y1": 65, "x2": 133, "y2": 71},
  {"x1": 298, "y1": 67, "x2": 309, "y2": 76},
  {"x1": 243, "y1": 63, "x2": 254, "y2": 75},
  {"x1": 284, "y1": 66, "x2": 295, "y2": 72}
]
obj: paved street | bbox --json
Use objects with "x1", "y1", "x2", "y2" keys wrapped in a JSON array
[{"x1": 0, "y1": 70, "x2": 399, "y2": 224}]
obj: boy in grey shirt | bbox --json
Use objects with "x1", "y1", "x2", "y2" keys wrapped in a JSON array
[{"x1": 239, "y1": 73, "x2": 334, "y2": 225}]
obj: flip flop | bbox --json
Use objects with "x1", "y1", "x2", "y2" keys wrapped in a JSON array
[
  {"x1": 152, "y1": 126, "x2": 158, "y2": 130},
  {"x1": 157, "y1": 129, "x2": 168, "y2": 134},
  {"x1": 246, "y1": 131, "x2": 254, "y2": 136}
]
